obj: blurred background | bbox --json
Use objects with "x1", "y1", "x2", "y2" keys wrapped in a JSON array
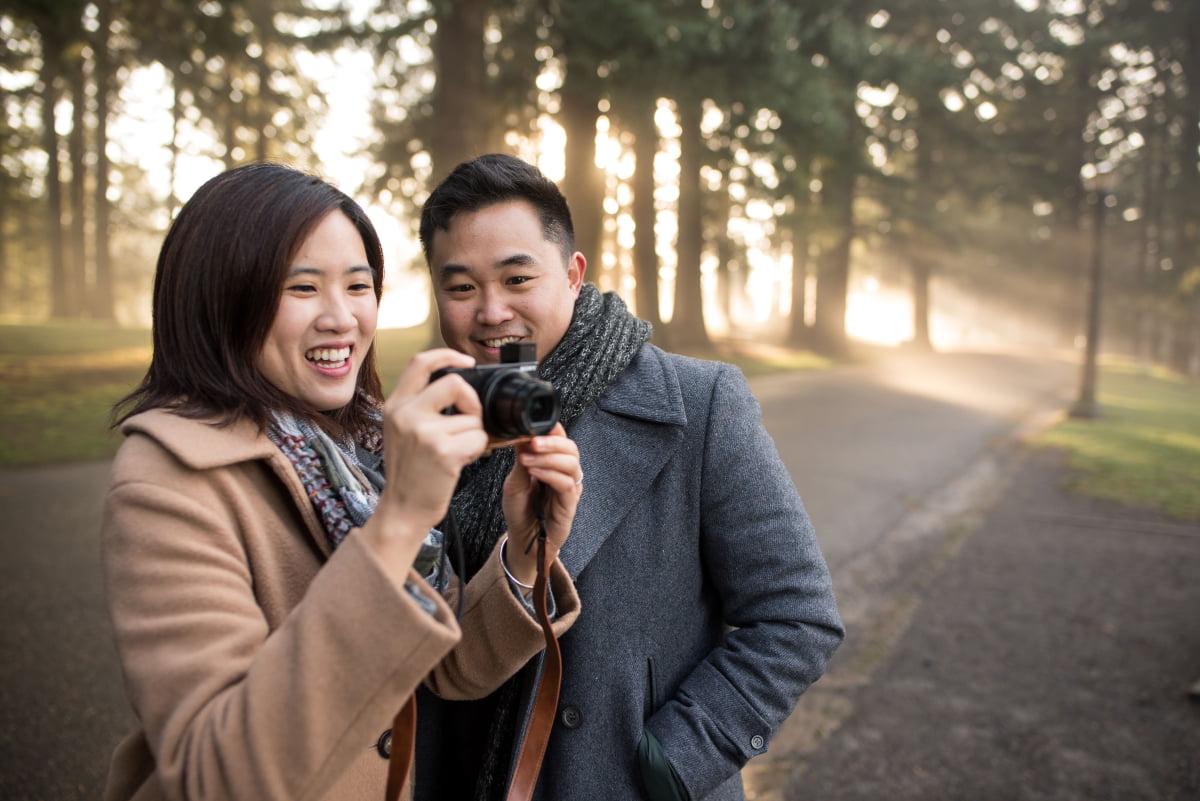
[
  {"x1": 2, "y1": 2, "x2": 1200, "y2": 800},
  {"x1": 1, "y1": 0, "x2": 1196, "y2": 369}
]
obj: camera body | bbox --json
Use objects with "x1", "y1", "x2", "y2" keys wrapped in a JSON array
[{"x1": 432, "y1": 342, "x2": 560, "y2": 438}]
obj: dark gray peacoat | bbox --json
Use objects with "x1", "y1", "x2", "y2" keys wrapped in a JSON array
[{"x1": 421, "y1": 343, "x2": 844, "y2": 800}]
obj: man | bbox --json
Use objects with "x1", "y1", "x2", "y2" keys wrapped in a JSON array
[{"x1": 414, "y1": 153, "x2": 844, "y2": 801}]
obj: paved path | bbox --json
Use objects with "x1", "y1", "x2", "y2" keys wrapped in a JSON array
[{"x1": 760, "y1": 447, "x2": 1200, "y2": 801}]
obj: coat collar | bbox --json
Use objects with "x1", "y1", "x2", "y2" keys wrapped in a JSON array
[
  {"x1": 593, "y1": 344, "x2": 688, "y2": 427},
  {"x1": 120, "y1": 408, "x2": 333, "y2": 557},
  {"x1": 121, "y1": 408, "x2": 278, "y2": 470}
]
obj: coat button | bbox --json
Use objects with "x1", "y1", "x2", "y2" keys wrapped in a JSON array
[
  {"x1": 376, "y1": 729, "x2": 392, "y2": 759},
  {"x1": 750, "y1": 734, "x2": 765, "y2": 750},
  {"x1": 560, "y1": 706, "x2": 583, "y2": 729}
]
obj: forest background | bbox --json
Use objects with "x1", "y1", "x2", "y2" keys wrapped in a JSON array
[{"x1": 2, "y1": 0, "x2": 1199, "y2": 374}]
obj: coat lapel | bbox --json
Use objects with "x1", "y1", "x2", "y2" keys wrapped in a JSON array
[{"x1": 561, "y1": 345, "x2": 687, "y2": 578}]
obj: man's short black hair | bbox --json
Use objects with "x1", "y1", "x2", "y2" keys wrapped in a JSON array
[{"x1": 419, "y1": 153, "x2": 575, "y2": 264}]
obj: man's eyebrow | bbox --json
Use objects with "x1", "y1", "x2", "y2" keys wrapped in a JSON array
[{"x1": 437, "y1": 253, "x2": 534, "y2": 280}]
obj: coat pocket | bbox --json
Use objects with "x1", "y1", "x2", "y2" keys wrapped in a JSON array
[{"x1": 644, "y1": 656, "x2": 661, "y2": 719}]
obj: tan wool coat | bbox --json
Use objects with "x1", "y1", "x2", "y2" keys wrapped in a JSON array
[{"x1": 101, "y1": 409, "x2": 579, "y2": 801}]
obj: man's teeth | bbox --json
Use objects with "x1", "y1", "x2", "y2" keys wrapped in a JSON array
[
  {"x1": 483, "y1": 336, "x2": 521, "y2": 348},
  {"x1": 306, "y1": 346, "x2": 350, "y2": 365}
]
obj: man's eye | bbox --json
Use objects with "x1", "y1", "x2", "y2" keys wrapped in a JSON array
[
  {"x1": 445, "y1": 283, "x2": 474, "y2": 293},
  {"x1": 506, "y1": 275, "x2": 531, "y2": 286},
  {"x1": 349, "y1": 282, "x2": 373, "y2": 292}
]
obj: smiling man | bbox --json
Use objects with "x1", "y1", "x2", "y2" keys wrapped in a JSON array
[{"x1": 413, "y1": 153, "x2": 844, "y2": 801}]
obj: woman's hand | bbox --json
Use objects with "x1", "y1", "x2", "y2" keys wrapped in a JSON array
[
  {"x1": 359, "y1": 349, "x2": 488, "y2": 571},
  {"x1": 500, "y1": 423, "x2": 582, "y2": 586}
]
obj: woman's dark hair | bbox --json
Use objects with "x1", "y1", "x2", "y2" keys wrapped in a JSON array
[
  {"x1": 418, "y1": 153, "x2": 575, "y2": 264},
  {"x1": 114, "y1": 163, "x2": 385, "y2": 437}
]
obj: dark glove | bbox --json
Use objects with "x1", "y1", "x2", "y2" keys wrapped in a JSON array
[{"x1": 637, "y1": 728, "x2": 690, "y2": 801}]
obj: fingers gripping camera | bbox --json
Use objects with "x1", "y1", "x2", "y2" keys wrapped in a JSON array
[{"x1": 432, "y1": 343, "x2": 561, "y2": 439}]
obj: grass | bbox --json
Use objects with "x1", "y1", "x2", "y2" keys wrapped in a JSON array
[
  {"x1": 0, "y1": 322, "x2": 828, "y2": 468},
  {"x1": 1034, "y1": 361, "x2": 1200, "y2": 522},
  {"x1": 0, "y1": 324, "x2": 153, "y2": 466},
  {"x1": 0, "y1": 324, "x2": 439, "y2": 467}
]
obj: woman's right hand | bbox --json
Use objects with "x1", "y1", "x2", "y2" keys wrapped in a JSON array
[{"x1": 358, "y1": 348, "x2": 488, "y2": 571}]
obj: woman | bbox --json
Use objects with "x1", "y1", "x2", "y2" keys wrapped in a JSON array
[{"x1": 101, "y1": 163, "x2": 582, "y2": 801}]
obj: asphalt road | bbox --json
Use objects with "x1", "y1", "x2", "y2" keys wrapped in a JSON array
[{"x1": 0, "y1": 346, "x2": 1078, "y2": 800}]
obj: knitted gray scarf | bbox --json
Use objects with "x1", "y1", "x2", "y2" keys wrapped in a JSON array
[
  {"x1": 447, "y1": 282, "x2": 652, "y2": 580},
  {"x1": 441, "y1": 283, "x2": 650, "y2": 801}
]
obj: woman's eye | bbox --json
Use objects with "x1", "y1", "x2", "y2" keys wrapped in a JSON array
[{"x1": 287, "y1": 283, "x2": 317, "y2": 294}]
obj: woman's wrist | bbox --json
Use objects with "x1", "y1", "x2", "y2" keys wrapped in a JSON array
[
  {"x1": 499, "y1": 535, "x2": 536, "y2": 589},
  {"x1": 357, "y1": 503, "x2": 429, "y2": 577}
]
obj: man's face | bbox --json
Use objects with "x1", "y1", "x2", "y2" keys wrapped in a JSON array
[{"x1": 429, "y1": 199, "x2": 585, "y2": 364}]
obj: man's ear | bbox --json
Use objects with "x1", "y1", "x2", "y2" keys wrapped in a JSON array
[{"x1": 568, "y1": 251, "x2": 586, "y2": 294}]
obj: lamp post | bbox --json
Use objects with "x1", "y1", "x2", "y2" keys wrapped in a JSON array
[{"x1": 1070, "y1": 168, "x2": 1115, "y2": 419}]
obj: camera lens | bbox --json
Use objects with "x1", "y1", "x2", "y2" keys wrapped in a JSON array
[{"x1": 481, "y1": 372, "x2": 560, "y2": 438}]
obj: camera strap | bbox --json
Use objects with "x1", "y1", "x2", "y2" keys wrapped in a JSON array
[
  {"x1": 384, "y1": 693, "x2": 416, "y2": 801},
  {"x1": 384, "y1": 503, "x2": 562, "y2": 801},
  {"x1": 504, "y1": 528, "x2": 562, "y2": 801}
]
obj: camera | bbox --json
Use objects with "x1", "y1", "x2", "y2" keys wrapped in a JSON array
[{"x1": 432, "y1": 342, "x2": 560, "y2": 439}]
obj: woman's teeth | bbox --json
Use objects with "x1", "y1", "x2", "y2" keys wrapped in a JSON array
[{"x1": 306, "y1": 346, "x2": 350, "y2": 366}]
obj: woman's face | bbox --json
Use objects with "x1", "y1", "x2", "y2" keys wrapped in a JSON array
[{"x1": 256, "y1": 210, "x2": 379, "y2": 412}]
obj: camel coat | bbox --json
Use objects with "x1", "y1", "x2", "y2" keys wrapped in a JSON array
[{"x1": 101, "y1": 409, "x2": 579, "y2": 801}]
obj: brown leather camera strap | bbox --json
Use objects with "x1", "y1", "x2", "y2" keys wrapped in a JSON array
[
  {"x1": 385, "y1": 535, "x2": 561, "y2": 801},
  {"x1": 385, "y1": 693, "x2": 417, "y2": 801},
  {"x1": 505, "y1": 533, "x2": 562, "y2": 801}
]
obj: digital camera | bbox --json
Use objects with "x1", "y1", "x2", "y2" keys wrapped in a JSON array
[{"x1": 432, "y1": 342, "x2": 560, "y2": 439}]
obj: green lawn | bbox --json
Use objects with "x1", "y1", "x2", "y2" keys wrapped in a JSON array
[
  {"x1": 0, "y1": 323, "x2": 433, "y2": 467},
  {"x1": 3, "y1": 322, "x2": 836, "y2": 468},
  {"x1": 1034, "y1": 362, "x2": 1200, "y2": 522}
]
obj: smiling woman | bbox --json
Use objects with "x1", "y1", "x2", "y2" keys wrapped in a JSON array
[{"x1": 98, "y1": 162, "x2": 584, "y2": 801}]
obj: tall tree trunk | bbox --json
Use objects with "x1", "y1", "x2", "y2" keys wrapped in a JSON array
[
  {"x1": 0, "y1": 186, "x2": 7, "y2": 314},
  {"x1": 670, "y1": 100, "x2": 709, "y2": 350},
  {"x1": 431, "y1": 0, "x2": 487, "y2": 178},
  {"x1": 1135, "y1": 124, "x2": 1165, "y2": 362},
  {"x1": 68, "y1": 53, "x2": 87, "y2": 319},
  {"x1": 42, "y1": 56, "x2": 69, "y2": 319},
  {"x1": 255, "y1": 59, "x2": 271, "y2": 162},
  {"x1": 910, "y1": 260, "x2": 932, "y2": 349},
  {"x1": 712, "y1": 179, "x2": 735, "y2": 336},
  {"x1": 424, "y1": 0, "x2": 487, "y2": 346},
  {"x1": 907, "y1": 108, "x2": 936, "y2": 351},
  {"x1": 629, "y1": 97, "x2": 664, "y2": 341},
  {"x1": 813, "y1": 165, "x2": 854, "y2": 357},
  {"x1": 222, "y1": 107, "x2": 236, "y2": 170},
  {"x1": 168, "y1": 78, "x2": 181, "y2": 219},
  {"x1": 559, "y1": 67, "x2": 604, "y2": 276},
  {"x1": 786, "y1": 190, "x2": 811, "y2": 348},
  {"x1": 91, "y1": 0, "x2": 114, "y2": 321}
]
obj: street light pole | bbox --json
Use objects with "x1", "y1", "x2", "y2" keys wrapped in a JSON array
[{"x1": 1070, "y1": 186, "x2": 1107, "y2": 419}]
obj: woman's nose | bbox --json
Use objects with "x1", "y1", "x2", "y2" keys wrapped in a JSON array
[{"x1": 317, "y1": 291, "x2": 355, "y2": 331}]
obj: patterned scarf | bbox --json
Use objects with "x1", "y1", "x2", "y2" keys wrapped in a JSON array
[
  {"x1": 441, "y1": 283, "x2": 652, "y2": 801},
  {"x1": 267, "y1": 402, "x2": 448, "y2": 600}
]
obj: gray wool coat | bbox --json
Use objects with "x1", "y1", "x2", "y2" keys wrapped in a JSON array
[{"x1": 419, "y1": 343, "x2": 844, "y2": 801}]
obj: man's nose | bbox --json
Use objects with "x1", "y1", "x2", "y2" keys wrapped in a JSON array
[{"x1": 476, "y1": 290, "x2": 514, "y2": 325}]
